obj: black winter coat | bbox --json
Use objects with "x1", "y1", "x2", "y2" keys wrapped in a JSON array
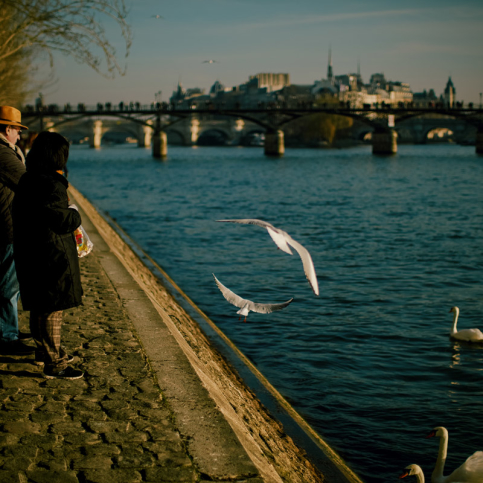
[
  {"x1": 12, "y1": 171, "x2": 83, "y2": 312},
  {"x1": 0, "y1": 139, "x2": 26, "y2": 250}
]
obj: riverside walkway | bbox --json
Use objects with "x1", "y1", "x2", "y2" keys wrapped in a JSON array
[{"x1": 0, "y1": 187, "x2": 361, "y2": 483}]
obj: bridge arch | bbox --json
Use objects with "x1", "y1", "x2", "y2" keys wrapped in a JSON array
[
  {"x1": 393, "y1": 128, "x2": 411, "y2": 143},
  {"x1": 46, "y1": 118, "x2": 147, "y2": 147},
  {"x1": 166, "y1": 129, "x2": 185, "y2": 145},
  {"x1": 240, "y1": 128, "x2": 266, "y2": 146},
  {"x1": 101, "y1": 126, "x2": 140, "y2": 145},
  {"x1": 353, "y1": 127, "x2": 373, "y2": 143},
  {"x1": 197, "y1": 128, "x2": 231, "y2": 146},
  {"x1": 424, "y1": 127, "x2": 454, "y2": 142},
  {"x1": 54, "y1": 127, "x2": 91, "y2": 145}
]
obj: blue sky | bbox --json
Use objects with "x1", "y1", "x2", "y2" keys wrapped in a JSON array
[{"x1": 36, "y1": 0, "x2": 483, "y2": 106}]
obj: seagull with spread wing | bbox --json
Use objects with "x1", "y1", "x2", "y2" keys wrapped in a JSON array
[
  {"x1": 202, "y1": 59, "x2": 218, "y2": 64},
  {"x1": 213, "y1": 274, "x2": 293, "y2": 322},
  {"x1": 216, "y1": 219, "x2": 319, "y2": 296}
]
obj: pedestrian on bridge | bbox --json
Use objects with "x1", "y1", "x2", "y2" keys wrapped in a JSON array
[{"x1": 0, "y1": 106, "x2": 34, "y2": 355}]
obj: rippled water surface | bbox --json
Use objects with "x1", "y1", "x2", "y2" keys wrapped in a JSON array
[{"x1": 68, "y1": 144, "x2": 483, "y2": 483}]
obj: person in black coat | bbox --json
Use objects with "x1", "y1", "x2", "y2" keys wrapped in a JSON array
[
  {"x1": 13, "y1": 131, "x2": 84, "y2": 380},
  {"x1": 0, "y1": 106, "x2": 34, "y2": 355}
]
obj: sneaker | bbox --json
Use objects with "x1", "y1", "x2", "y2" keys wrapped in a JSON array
[
  {"x1": 34, "y1": 354, "x2": 75, "y2": 366},
  {"x1": 0, "y1": 340, "x2": 35, "y2": 355},
  {"x1": 44, "y1": 366, "x2": 84, "y2": 380}
]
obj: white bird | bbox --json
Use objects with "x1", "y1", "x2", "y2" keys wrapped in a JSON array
[
  {"x1": 151, "y1": 15, "x2": 164, "y2": 19},
  {"x1": 217, "y1": 219, "x2": 319, "y2": 296},
  {"x1": 426, "y1": 427, "x2": 483, "y2": 483},
  {"x1": 212, "y1": 274, "x2": 293, "y2": 322},
  {"x1": 449, "y1": 307, "x2": 483, "y2": 342},
  {"x1": 399, "y1": 464, "x2": 426, "y2": 483},
  {"x1": 202, "y1": 59, "x2": 218, "y2": 64}
]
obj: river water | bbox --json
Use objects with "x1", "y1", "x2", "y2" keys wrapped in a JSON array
[{"x1": 68, "y1": 143, "x2": 483, "y2": 483}]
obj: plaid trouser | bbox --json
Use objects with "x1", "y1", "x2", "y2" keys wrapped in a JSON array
[{"x1": 30, "y1": 310, "x2": 68, "y2": 372}]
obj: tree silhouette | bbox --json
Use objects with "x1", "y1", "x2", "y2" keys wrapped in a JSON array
[{"x1": 0, "y1": 0, "x2": 132, "y2": 104}]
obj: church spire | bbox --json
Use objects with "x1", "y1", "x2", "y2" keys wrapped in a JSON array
[{"x1": 327, "y1": 46, "x2": 333, "y2": 83}]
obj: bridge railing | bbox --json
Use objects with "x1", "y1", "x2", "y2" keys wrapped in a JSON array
[
  {"x1": 22, "y1": 103, "x2": 162, "y2": 115},
  {"x1": 22, "y1": 101, "x2": 483, "y2": 117}
]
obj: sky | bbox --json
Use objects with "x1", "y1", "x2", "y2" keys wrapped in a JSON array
[{"x1": 33, "y1": 0, "x2": 483, "y2": 107}]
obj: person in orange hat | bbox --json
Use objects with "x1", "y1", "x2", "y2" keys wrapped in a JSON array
[{"x1": 0, "y1": 105, "x2": 34, "y2": 355}]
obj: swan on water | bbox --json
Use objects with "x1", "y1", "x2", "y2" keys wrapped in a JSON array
[
  {"x1": 426, "y1": 426, "x2": 483, "y2": 483},
  {"x1": 216, "y1": 219, "x2": 319, "y2": 295},
  {"x1": 212, "y1": 274, "x2": 293, "y2": 322},
  {"x1": 399, "y1": 464, "x2": 425, "y2": 482},
  {"x1": 449, "y1": 307, "x2": 483, "y2": 342}
]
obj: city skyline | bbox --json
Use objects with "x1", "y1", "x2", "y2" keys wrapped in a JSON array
[{"x1": 32, "y1": 0, "x2": 483, "y2": 106}]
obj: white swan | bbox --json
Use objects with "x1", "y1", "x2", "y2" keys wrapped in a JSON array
[
  {"x1": 217, "y1": 219, "x2": 319, "y2": 295},
  {"x1": 400, "y1": 464, "x2": 425, "y2": 482},
  {"x1": 212, "y1": 274, "x2": 293, "y2": 322},
  {"x1": 426, "y1": 426, "x2": 483, "y2": 482},
  {"x1": 449, "y1": 307, "x2": 483, "y2": 342}
]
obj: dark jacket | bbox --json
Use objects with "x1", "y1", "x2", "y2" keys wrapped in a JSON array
[
  {"x1": 0, "y1": 138, "x2": 26, "y2": 250},
  {"x1": 12, "y1": 171, "x2": 83, "y2": 312}
]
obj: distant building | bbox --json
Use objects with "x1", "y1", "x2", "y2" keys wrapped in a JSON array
[
  {"x1": 169, "y1": 52, "x2": 439, "y2": 111},
  {"x1": 386, "y1": 82, "x2": 413, "y2": 105},
  {"x1": 278, "y1": 84, "x2": 314, "y2": 107},
  {"x1": 312, "y1": 51, "x2": 413, "y2": 107},
  {"x1": 170, "y1": 81, "x2": 209, "y2": 108},
  {"x1": 312, "y1": 48, "x2": 339, "y2": 98},
  {"x1": 248, "y1": 73, "x2": 290, "y2": 92},
  {"x1": 443, "y1": 77, "x2": 456, "y2": 108},
  {"x1": 336, "y1": 74, "x2": 360, "y2": 92},
  {"x1": 412, "y1": 89, "x2": 438, "y2": 107},
  {"x1": 185, "y1": 87, "x2": 205, "y2": 97},
  {"x1": 369, "y1": 73, "x2": 387, "y2": 89},
  {"x1": 312, "y1": 79, "x2": 338, "y2": 97},
  {"x1": 209, "y1": 80, "x2": 225, "y2": 97},
  {"x1": 170, "y1": 81, "x2": 186, "y2": 105}
]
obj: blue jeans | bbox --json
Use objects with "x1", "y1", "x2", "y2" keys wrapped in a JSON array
[{"x1": 0, "y1": 244, "x2": 20, "y2": 342}]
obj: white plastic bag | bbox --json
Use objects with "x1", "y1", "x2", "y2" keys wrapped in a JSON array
[{"x1": 74, "y1": 225, "x2": 93, "y2": 258}]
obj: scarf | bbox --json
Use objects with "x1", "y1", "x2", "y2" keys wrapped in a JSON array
[{"x1": 0, "y1": 132, "x2": 26, "y2": 165}]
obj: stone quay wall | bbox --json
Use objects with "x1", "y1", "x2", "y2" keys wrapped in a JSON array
[{"x1": 0, "y1": 184, "x2": 363, "y2": 483}]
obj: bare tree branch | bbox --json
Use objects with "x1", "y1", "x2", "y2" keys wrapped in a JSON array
[{"x1": 0, "y1": 0, "x2": 132, "y2": 79}]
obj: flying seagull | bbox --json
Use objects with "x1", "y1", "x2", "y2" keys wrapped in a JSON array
[
  {"x1": 151, "y1": 15, "x2": 164, "y2": 19},
  {"x1": 202, "y1": 60, "x2": 218, "y2": 64},
  {"x1": 217, "y1": 219, "x2": 319, "y2": 296},
  {"x1": 213, "y1": 274, "x2": 293, "y2": 322}
]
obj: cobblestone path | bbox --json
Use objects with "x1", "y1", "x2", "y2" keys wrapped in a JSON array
[{"x1": 0, "y1": 252, "x2": 198, "y2": 483}]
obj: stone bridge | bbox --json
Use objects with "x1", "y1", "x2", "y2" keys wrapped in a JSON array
[
  {"x1": 24, "y1": 115, "x2": 263, "y2": 150},
  {"x1": 352, "y1": 115, "x2": 477, "y2": 145},
  {"x1": 22, "y1": 106, "x2": 483, "y2": 157}
]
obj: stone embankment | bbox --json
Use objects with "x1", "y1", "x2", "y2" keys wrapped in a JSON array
[{"x1": 0, "y1": 186, "x2": 363, "y2": 483}]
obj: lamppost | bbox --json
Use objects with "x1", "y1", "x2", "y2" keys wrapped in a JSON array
[{"x1": 480, "y1": 92, "x2": 482, "y2": 109}]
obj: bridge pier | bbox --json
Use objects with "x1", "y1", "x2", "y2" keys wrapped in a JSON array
[
  {"x1": 189, "y1": 118, "x2": 200, "y2": 145},
  {"x1": 139, "y1": 121, "x2": 153, "y2": 148},
  {"x1": 152, "y1": 131, "x2": 168, "y2": 159},
  {"x1": 476, "y1": 130, "x2": 483, "y2": 155},
  {"x1": 90, "y1": 120, "x2": 103, "y2": 149},
  {"x1": 372, "y1": 129, "x2": 397, "y2": 155},
  {"x1": 45, "y1": 121, "x2": 55, "y2": 132},
  {"x1": 264, "y1": 130, "x2": 284, "y2": 156}
]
